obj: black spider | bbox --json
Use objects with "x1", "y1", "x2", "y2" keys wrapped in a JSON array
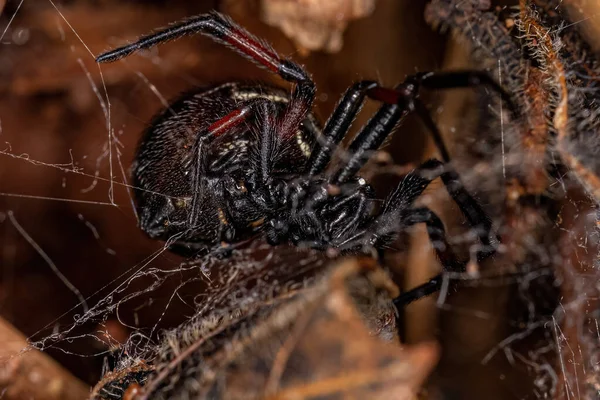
[{"x1": 96, "y1": 11, "x2": 515, "y2": 307}]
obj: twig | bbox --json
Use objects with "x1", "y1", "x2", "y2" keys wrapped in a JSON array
[{"x1": 0, "y1": 317, "x2": 89, "y2": 400}]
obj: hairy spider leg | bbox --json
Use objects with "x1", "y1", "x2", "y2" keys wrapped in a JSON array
[
  {"x1": 307, "y1": 80, "x2": 444, "y2": 174},
  {"x1": 97, "y1": 11, "x2": 292, "y2": 76},
  {"x1": 340, "y1": 159, "x2": 496, "y2": 306},
  {"x1": 330, "y1": 71, "x2": 518, "y2": 184},
  {"x1": 96, "y1": 11, "x2": 315, "y2": 143},
  {"x1": 308, "y1": 77, "x2": 481, "y2": 176},
  {"x1": 330, "y1": 80, "x2": 417, "y2": 185},
  {"x1": 188, "y1": 102, "x2": 265, "y2": 227},
  {"x1": 419, "y1": 71, "x2": 519, "y2": 120},
  {"x1": 392, "y1": 274, "x2": 443, "y2": 307},
  {"x1": 189, "y1": 137, "x2": 210, "y2": 228},
  {"x1": 332, "y1": 97, "x2": 408, "y2": 184},
  {"x1": 188, "y1": 99, "x2": 282, "y2": 231},
  {"x1": 308, "y1": 80, "x2": 378, "y2": 175},
  {"x1": 253, "y1": 101, "x2": 280, "y2": 184},
  {"x1": 327, "y1": 189, "x2": 372, "y2": 239}
]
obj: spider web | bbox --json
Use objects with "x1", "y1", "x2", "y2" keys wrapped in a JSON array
[
  {"x1": 0, "y1": 0, "x2": 363, "y2": 387},
  {"x1": 426, "y1": 0, "x2": 600, "y2": 398},
  {"x1": 0, "y1": 1, "x2": 598, "y2": 399}
]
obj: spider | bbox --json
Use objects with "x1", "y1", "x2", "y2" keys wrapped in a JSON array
[{"x1": 96, "y1": 11, "x2": 516, "y2": 308}]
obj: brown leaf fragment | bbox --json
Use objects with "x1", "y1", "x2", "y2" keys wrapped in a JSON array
[
  {"x1": 264, "y1": 344, "x2": 437, "y2": 400},
  {"x1": 259, "y1": 0, "x2": 376, "y2": 53},
  {"x1": 0, "y1": 317, "x2": 89, "y2": 400},
  {"x1": 90, "y1": 362, "x2": 154, "y2": 400},
  {"x1": 93, "y1": 258, "x2": 438, "y2": 400}
]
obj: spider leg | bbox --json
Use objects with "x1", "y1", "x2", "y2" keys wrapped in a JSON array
[
  {"x1": 331, "y1": 70, "x2": 518, "y2": 183},
  {"x1": 308, "y1": 80, "x2": 447, "y2": 174},
  {"x1": 387, "y1": 207, "x2": 461, "y2": 308},
  {"x1": 418, "y1": 71, "x2": 519, "y2": 120},
  {"x1": 310, "y1": 77, "x2": 480, "y2": 175},
  {"x1": 336, "y1": 159, "x2": 496, "y2": 304},
  {"x1": 331, "y1": 96, "x2": 408, "y2": 184},
  {"x1": 96, "y1": 12, "x2": 301, "y2": 80},
  {"x1": 253, "y1": 101, "x2": 280, "y2": 184},
  {"x1": 96, "y1": 11, "x2": 315, "y2": 141},
  {"x1": 188, "y1": 100, "x2": 272, "y2": 226},
  {"x1": 411, "y1": 71, "x2": 519, "y2": 163},
  {"x1": 402, "y1": 207, "x2": 464, "y2": 271},
  {"x1": 188, "y1": 111, "x2": 247, "y2": 228},
  {"x1": 418, "y1": 159, "x2": 496, "y2": 260},
  {"x1": 392, "y1": 274, "x2": 442, "y2": 307},
  {"x1": 308, "y1": 80, "x2": 379, "y2": 175},
  {"x1": 309, "y1": 81, "x2": 370, "y2": 175},
  {"x1": 327, "y1": 189, "x2": 372, "y2": 241},
  {"x1": 391, "y1": 163, "x2": 501, "y2": 307},
  {"x1": 405, "y1": 158, "x2": 497, "y2": 261},
  {"x1": 412, "y1": 99, "x2": 451, "y2": 162}
]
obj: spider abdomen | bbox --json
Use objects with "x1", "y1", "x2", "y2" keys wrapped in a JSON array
[{"x1": 132, "y1": 82, "x2": 321, "y2": 252}]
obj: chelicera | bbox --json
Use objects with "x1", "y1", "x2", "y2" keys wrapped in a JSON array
[{"x1": 96, "y1": 11, "x2": 516, "y2": 306}]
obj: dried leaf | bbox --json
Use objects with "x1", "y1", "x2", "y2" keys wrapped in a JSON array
[
  {"x1": 91, "y1": 258, "x2": 438, "y2": 400},
  {"x1": 0, "y1": 317, "x2": 89, "y2": 400}
]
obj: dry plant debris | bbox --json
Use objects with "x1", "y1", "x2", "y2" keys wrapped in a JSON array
[
  {"x1": 259, "y1": 0, "x2": 375, "y2": 53},
  {"x1": 90, "y1": 258, "x2": 438, "y2": 400},
  {"x1": 0, "y1": 317, "x2": 89, "y2": 400},
  {"x1": 427, "y1": 0, "x2": 600, "y2": 398},
  {"x1": 427, "y1": 0, "x2": 600, "y2": 206}
]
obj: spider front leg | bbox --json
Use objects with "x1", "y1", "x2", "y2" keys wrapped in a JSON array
[
  {"x1": 331, "y1": 71, "x2": 519, "y2": 183},
  {"x1": 308, "y1": 80, "x2": 410, "y2": 175},
  {"x1": 96, "y1": 11, "x2": 315, "y2": 140},
  {"x1": 187, "y1": 99, "x2": 277, "y2": 233},
  {"x1": 338, "y1": 160, "x2": 497, "y2": 305},
  {"x1": 308, "y1": 73, "x2": 503, "y2": 176},
  {"x1": 188, "y1": 103, "x2": 259, "y2": 232},
  {"x1": 308, "y1": 81, "x2": 376, "y2": 175}
]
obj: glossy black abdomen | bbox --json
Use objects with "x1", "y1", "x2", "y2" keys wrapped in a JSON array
[{"x1": 131, "y1": 82, "x2": 321, "y2": 239}]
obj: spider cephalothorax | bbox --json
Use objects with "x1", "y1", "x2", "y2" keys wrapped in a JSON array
[{"x1": 96, "y1": 11, "x2": 515, "y2": 306}]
